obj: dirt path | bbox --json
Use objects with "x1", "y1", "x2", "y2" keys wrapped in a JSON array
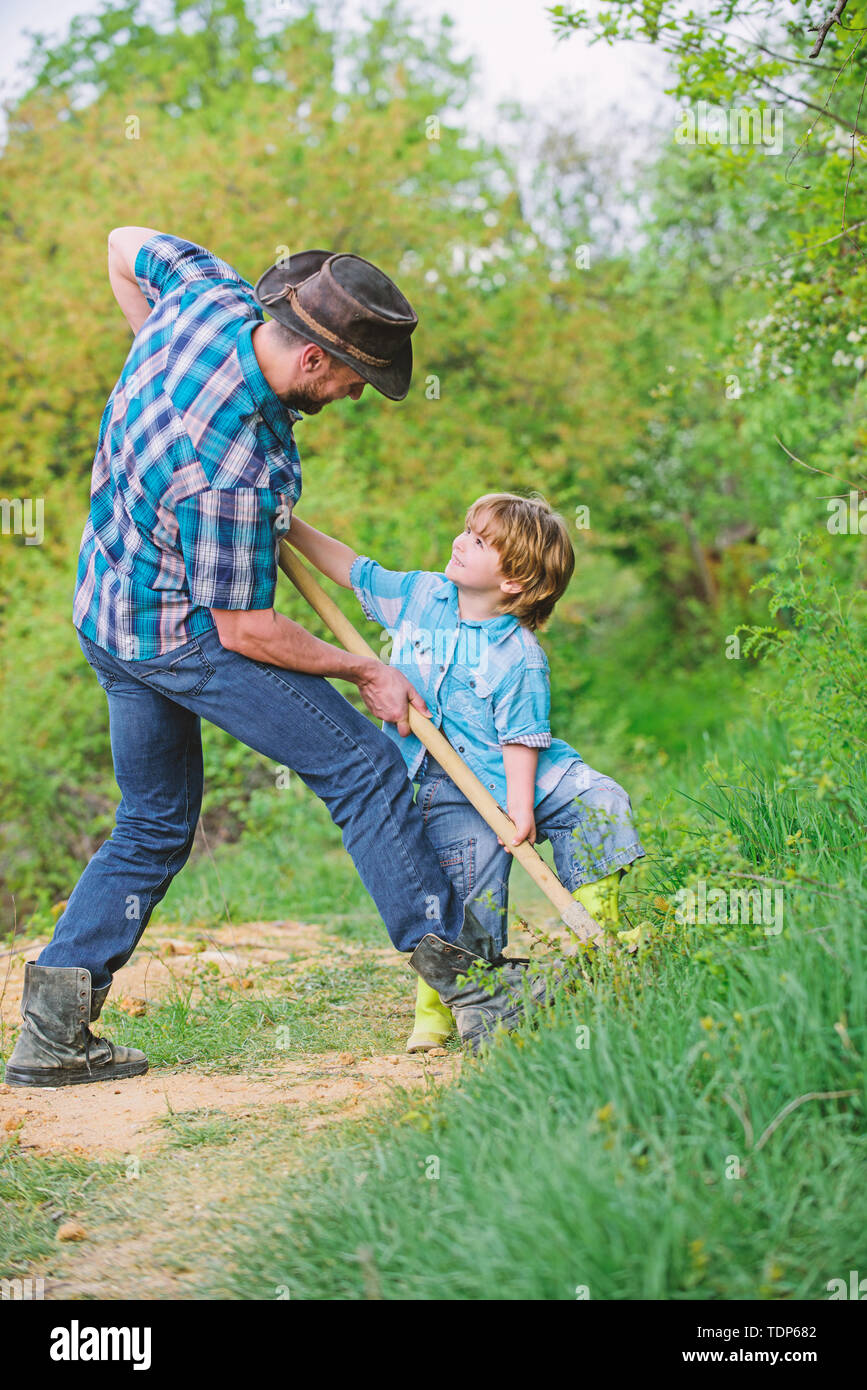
[
  {"x1": 0, "y1": 1051, "x2": 458, "y2": 1156},
  {"x1": 0, "y1": 917, "x2": 467, "y2": 1297},
  {"x1": 0, "y1": 918, "x2": 459, "y2": 1159},
  {"x1": 0, "y1": 910, "x2": 572, "y2": 1297}
]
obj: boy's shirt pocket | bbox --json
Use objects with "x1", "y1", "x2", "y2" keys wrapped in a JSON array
[{"x1": 446, "y1": 666, "x2": 495, "y2": 730}]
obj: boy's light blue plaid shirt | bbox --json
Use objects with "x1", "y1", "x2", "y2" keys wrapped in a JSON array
[
  {"x1": 73, "y1": 235, "x2": 303, "y2": 660},
  {"x1": 348, "y1": 556, "x2": 583, "y2": 809}
]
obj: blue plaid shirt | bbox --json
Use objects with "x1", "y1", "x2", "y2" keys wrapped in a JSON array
[
  {"x1": 348, "y1": 556, "x2": 582, "y2": 808},
  {"x1": 73, "y1": 234, "x2": 303, "y2": 659}
]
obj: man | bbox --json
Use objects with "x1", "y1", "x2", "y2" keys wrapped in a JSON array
[{"x1": 5, "y1": 228, "x2": 542, "y2": 1089}]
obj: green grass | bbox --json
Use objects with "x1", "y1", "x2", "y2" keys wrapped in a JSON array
[
  {"x1": 203, "y1": 726, "x2": 867, "y2": 1301},
  {"x1": 2, "y1": 703, "x2": 864, "y2": 1300},
  {"x1": 59, "y1": 956, "x2": 414, "y2": 1074},
  {"x1": 0, "y1": 1141, "x2": 124, "y2": 1278},
  {"x1": 158, "y1": 1107, "x2": 248, "y2": 1150},
  {"x1": 210, "y1": 933, "x2": 865, "y2": 1298}
]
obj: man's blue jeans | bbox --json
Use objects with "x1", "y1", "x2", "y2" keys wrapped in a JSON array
[
  {"x1": 39, "y1": 628, "x2": 469, "y2": 989},
  {"x1": 416, "y1": 756, "x2": 645, "y2": 954}
]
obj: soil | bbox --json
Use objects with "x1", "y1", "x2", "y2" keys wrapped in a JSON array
[
  {"x1": 0, "y1": 918, "x2": 460, "y2": 1159},
  {"x1": 0, "y1": 912, "x2": 564, "y2": 1298}
]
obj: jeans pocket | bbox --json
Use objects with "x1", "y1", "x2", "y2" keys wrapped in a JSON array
[
  {"x1": 139, "y1": 641, "x2": 216, "y2": 697},
  {"x1": 90, "y1": 662, "x2": 118, "y2": 691},
  {"x1": 435, "y1": 838, "x2": 475, "y2": 901},
  {"x1": 77, "y1": 631, "x2": 119, "y2": 691}
]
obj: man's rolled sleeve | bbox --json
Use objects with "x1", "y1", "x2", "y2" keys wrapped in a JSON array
[
  {"x1": 135, "y1": 234, "x2": 246, "y2": 311},
  {"x1": 494, "y1": 662, "x2": 553, "y2": 748},
  {"x1": 349, "y1": 555, "x2": 422, "y2": 629},
  {"x1": 176, "y1": 488, "x2": 278, "y2": 610}
]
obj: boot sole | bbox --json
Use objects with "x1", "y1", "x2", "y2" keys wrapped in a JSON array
[
  {"x1": 406, "y1": 1032, "x2": 452, "y2": 1053},
  {"x1": 4, "y1": 1059, "x2": 149, "y2": 1088}
]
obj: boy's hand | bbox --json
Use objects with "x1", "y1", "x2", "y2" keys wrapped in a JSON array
[
  {"x1": 355, "y1": 660, "x2": 431, "y2": 737},
  {"x1": 499, "y1": 807, "x2": 536, "y2": 851}
]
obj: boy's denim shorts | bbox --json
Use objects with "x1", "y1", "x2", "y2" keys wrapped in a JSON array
[{"x1": 415, "y1": 755, "x2": 645, "y2": 953}]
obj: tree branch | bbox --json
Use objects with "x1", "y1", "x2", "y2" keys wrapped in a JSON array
[
  {"x1": 673, "y1": 34, "x2": 867, "y2": 140},
  {"x1": 810, "y1": 0, "x2": 849, "y2": 59},
  {"x1": 774, "y1": 435, "x2": 865, "y2": 495}
]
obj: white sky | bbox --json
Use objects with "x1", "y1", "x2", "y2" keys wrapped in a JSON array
[{"x1": 0, "y1": 0, "x2": 673, "y2": 137}]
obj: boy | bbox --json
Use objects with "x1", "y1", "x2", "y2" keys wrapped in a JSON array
[{"x1": 286, "y1": 492, "x2": 645, "y2": 1051}]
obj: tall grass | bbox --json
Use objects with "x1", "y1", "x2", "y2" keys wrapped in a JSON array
[{"x1": 213, "y1": 723, "x2": 866, "y2": 1300}]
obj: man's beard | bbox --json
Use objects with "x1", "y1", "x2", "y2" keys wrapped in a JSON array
[{"x1": 279, "y1": 380, "x2": 331, "y2": 415}]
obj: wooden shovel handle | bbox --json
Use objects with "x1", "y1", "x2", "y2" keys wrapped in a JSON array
[{"x1": 277, "y1": 541, "x2": 602, "y2": 943}]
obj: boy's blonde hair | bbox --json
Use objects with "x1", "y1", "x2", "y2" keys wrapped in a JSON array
[{"x1": 465, "y1": 492, "x2": 575, "y2": 631}]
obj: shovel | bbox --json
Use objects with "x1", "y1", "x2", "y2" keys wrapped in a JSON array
[{"x1": 278, "y1": 541, "x2": 606, "y2": 947}]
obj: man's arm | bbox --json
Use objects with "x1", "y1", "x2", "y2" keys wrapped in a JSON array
[
  {"x1": 285, "y1": 515, "x2": 358, "y2": 587},
  {"x1": 211, "y1": 605, "x2": 431, "y2": 737},
  {"x1": 108, "y1": 225, "x2": 161, "y2": 334}
]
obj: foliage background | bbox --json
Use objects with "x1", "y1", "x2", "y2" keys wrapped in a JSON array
[
  {"x1": 3, "y1": 0, "x2": 861, "y2": 919},
  {"x1": 0, "y1": 0, "x2": 865, "y2": 1303}
]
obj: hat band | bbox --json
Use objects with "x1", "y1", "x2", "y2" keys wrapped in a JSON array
[{"x1": 261, "y1": 284, "x2": 393, "y2": 368}]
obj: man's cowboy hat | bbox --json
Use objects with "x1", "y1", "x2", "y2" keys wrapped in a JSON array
[{"x1": 254, "y1": 250, "x2": 417, "y2": 401}]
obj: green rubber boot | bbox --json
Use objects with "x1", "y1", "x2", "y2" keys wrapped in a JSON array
[
  {"x1": 574, "y1": 871, "x2": 642, "y2": 953},
  {"x1": 573, "y1": 871, "x2": 621, "y2": 933},
  {"x1": 405, "y1": 976, "x2": 454, "y2": 1053}
]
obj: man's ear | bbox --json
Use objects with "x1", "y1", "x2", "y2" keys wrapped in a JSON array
[
  {"x1": 299, "y1": 341, "x2": 328, "y2": 374},
  {"x1": 500, "y1": 578, "x2": 523, "y2": 596}
]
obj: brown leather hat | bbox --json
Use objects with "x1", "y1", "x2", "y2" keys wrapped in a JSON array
[{"x1": 254, "y1": 250, "x2": 417, "y2": 401}]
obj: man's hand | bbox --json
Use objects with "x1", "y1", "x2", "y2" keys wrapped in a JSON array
[
  {"x1": 499, "y1": 805, "x2": 537, "y2": 852},
  {"x1": 355, "y1": 661, "x2": 431, "y2": 737}
]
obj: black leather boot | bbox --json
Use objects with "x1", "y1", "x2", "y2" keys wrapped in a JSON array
[
  {"x1": 410, "y1": 910, "x2": 549, "y2": 1054},
  {"x1": 455, "y1": 906, "x2": 560, "y2": 994},
  {"x1": 4, "y1": 964, "x2": 148, "y2": 1088},
  {"x1": 90, "y1": 982, "x2": 112, "y2": 1022}
]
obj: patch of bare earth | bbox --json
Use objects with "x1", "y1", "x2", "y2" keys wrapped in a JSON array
[
  {"x1": 0, "y1": 918, "x2": 459, "y2": 1159},
  {"x1": 1, "y1": 918, "x2": 463, "y2": 1298}
]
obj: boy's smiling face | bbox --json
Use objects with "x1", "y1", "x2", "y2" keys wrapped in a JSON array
[{"x1": 445, "y1": 510, "x2": 522, "y2": 608}]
